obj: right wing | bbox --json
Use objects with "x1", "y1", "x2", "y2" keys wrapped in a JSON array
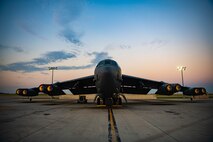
[{"x1": 55, "y1": 75, "x2": 96, "y2": 95}]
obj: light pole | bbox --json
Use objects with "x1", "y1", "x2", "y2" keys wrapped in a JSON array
[
  {"x1": 48, "y1": 67, "x2": 57, "y2": 84},
  {"x1": 177, "y1": 66, "x2": 186, "y2": 86}
]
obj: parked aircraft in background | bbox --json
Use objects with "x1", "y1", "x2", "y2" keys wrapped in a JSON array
[{"x1": 16, "y1": 59, "x2": 207, "y2": 105}]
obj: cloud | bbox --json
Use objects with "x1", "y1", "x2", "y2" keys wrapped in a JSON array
[
  {"x1": 60, "y1": 28, "x2": 82, "y2": 45},
  {"x1": 0, "y1": 63, "x2": 45, "y2": 72},
  {"x1": 0, "y1": 51, "x2": 76, "y2": 72},
  {"x1": 0, "y1": 51, "x2": 111, "y2": 72},
  {"x1": 54, "y1": 0, "x2": 86, "y2": 45},
  {"x1": 19, "y1": 22, "x2": 46, "y2": 40},
  {"x1": 54, "y1": 0, "x2": 85, "y2": 26},
  {"x1": 142, "y1": 39, "x2": 168, "y2": 48},
  {"x1": 120, "y1": 44, "x2": 131, "y2": 49},
  {"x1": 89, "y1": 52, "x2": 112, "y2": 65},
  {"x1": 0, "y1": 44, "x2": 24, "y2": 53},
  {"x1": 32, "y1": 51, "x2": 76, "y2": 65},
  {"x1": 105, "y1": 43, "x2": 132, "y2": 51},
  {"x1": 40, "y1": 72, "x2": 49, "y2": 75},
  {"x1": 58, "y1": 64, "x2": 93, "y2": 70},
  {"x1": 54, "y1": 52, "x2": 112, "y2": 70}
]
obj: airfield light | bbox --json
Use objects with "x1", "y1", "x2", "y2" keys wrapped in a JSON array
[
  {"x1": 177, "y1": 66, "x2": 186, "y2": 86},
  {"x1": 48, "y1": 67, "x2": 57, "y2": 84}
]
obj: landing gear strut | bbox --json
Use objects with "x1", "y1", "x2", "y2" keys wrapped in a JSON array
[
  {"x1": 28, "y1": 97, "x2": 32, "y2": 102},
  {"x1": 113, "y1": 97, "x2": 122, "y2": 105}
]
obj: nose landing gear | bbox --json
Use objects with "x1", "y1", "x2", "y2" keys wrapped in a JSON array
[{"x1": 94, "y1": 94, "x2": 127, "y2": 107}]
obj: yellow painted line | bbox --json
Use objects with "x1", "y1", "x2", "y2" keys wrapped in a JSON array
[
  {"x1": 96, "y1": 105, "x2": 122, "y2": 108},
  {"x1": 109, "y1": 108, "x2": 117, "y2": 142}
]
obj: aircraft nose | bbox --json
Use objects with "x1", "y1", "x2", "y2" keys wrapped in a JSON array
[{"x1": 99, "y1": 66, "x2": 116, "y2": 79}]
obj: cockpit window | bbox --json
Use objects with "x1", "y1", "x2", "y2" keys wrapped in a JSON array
[
  {"x1": 105, "y1": 60, "x2": 111, "y2": 64},
  {"x1": 96, "y1": 61, "x2": 104, "y2": 67},
  {"x1": 111, "y1": 61, "x2": 117, "y2": 66},
  {"x1": 96, "y1": 60, "x2": 118, "y2": 67}
]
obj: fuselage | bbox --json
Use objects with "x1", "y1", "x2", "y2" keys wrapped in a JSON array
[{"x1": 94, "y1": 59, "x2": 122, "y2": 99}]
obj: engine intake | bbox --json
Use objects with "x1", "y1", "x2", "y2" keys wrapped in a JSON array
[
  {"x1": 156, "y1": 84, "x2": 173, "y2": 95},
  {"x1": 183, "y1": 87, "x2": 207, "y2": 96},
  {"x1": 171, "y1": 84, "x2": 182, "y2": 92},
  {"x1": 38, "y1": 84, "x2": 65, "y2": 96},
  {"x1": 16, "y1": 88, "x2": 38, "y2": 96}
]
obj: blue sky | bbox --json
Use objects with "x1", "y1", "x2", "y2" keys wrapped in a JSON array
[{"x1": 0, "y1": 0, "x2": 212, "y2": 93}]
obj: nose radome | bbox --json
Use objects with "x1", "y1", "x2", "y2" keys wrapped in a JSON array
[{"x1": 101, "y1": 66, "x2": 115, "y2": 76}]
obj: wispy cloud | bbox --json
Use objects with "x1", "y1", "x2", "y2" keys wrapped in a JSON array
[
  {"x1": 0, "y1": 62, "x2": 45, "y2": 72},
  {"x1": 0, "y1": 51, "x2": 111, "y2": 72},
  {"x1": 141, "y1": 39, "x2": 168, "y2": 49},
  {"x1": 0, "y1": 51, "x2": 76, "y2": 72},
  {"x1": 0, "y1": 44, "x2": 24, "y2": 52},
  {"x1": 105, "y1": 43, "x2": 132, "y2": 51},
  {"x1": 89, "y1": 52, "x2": 112, "y2": 65},
  {"x1": 19, "y1": 22, "x2": 46, "y2": 40},
  {"x1": 40, "y1": 72, "x2": 49, "y2": 75},
  {"x1": 52, "y1": 52, "x2": 112, "y2": 70},
  {"x1": 32, "y1": 51, "x2": 76, "y2": 65},
  {"x1": 60, "y1": 28, "x2": 82, "y2": 46},
  {"x1": 54, "y1": 0, "x2": 85, "y2": 46},
  {"x1": 119, "y1": 44, "x2": 131, "y2": 49}
]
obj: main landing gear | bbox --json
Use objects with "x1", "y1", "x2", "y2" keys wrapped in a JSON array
[
  {"x1": 28, "y1": 97, "x2": 32, "y2": 102},
  {"x1": 96, "y1": 96, "x2": 123, "y2": 106}
]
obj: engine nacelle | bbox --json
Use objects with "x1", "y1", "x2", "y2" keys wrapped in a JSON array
[
  {"x1": 171, "y1": 84, "x2": 182, "y2": 92},
  {"x1": 156, "y1": 84, "x2": 173, "y2": 95},
  {"x1": 38, "y1": 84, "x2": 65, "y2": 96},
  {"x1": 16, "y1": 88, "x2": 38, "y2": 96},
  {"x1": 183, "y1": 87, "x2": 207, "y2": 96}
]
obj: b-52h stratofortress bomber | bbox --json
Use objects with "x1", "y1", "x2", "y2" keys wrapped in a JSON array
[{"x1": 16, "y1": 59, "x2": 207, "y2": 106}]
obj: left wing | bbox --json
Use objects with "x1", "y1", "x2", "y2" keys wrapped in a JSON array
[{"x1": 121, "y1": 75, "x2": 207, "y2": 96}]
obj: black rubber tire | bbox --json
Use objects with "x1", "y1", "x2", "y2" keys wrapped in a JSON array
[
  {"x1": 103, "y1": 98, "x2": 105, "y2": 105},
  {"x1": 97, "y1": 98, "x2": 100, "y2": 105},
  {"x1": 118, "y1": 98, "x2": 122, "y2": 105}
]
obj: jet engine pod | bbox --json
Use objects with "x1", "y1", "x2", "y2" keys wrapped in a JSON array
[
  {"x1": 45, "y1": 85, "x2": 65, "y2": 96},
  {"x1": 171, "y1": 84, "x2": 182, "y2": 92},
  {"x1": 183, "y1": 87, "x2": 207, "y2": 96},
  {"x1": 16, "y1": 88, "x2": 38, "y2": 96},
  {"x1": 156, "y1": 84, "x2": 173, "y2": 95},
  {"x1": 16, "y1": 89, "x2": 23, "y2": 96},
  {"x1": 201, "y1": 88, "x2": 207, "y2": 94},
  {"x1": 39, "y1": 84, "x2": 49, "y2": 92}
]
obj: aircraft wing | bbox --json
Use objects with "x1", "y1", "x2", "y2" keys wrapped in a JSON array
[
  {"x1": 121, "y1": 74, "x2": 166, "y2": 94},
  {"x1": 20, "y1": 75, "x2": 96, "y2": 96},
  {"x1": 55, "y1": 75, "x2": 96, "y2": 95},
  {"x1": 16, "y1": 74, "x2": 207, "y2": 97},
  {"x1": 121, "y1": 75, "x2": 207, "y2": 95},
  {"x1": 16, "y1": 75, "x2": 96, "y2": 96}
]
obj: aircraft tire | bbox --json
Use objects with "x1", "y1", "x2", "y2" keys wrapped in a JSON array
[{"x1": 97, "y1": 98, "x2": 100, "y2": 105}]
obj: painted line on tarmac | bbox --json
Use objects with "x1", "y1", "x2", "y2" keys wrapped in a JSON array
[{"x1": 108, "y1": 108, "x2": 121, "y2": 142}]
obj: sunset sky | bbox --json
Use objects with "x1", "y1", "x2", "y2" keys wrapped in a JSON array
[{"x1": 0, "y1": 0, "x2": 212, "y2": 93}]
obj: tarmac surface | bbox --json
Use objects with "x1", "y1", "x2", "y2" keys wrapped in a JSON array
[{"x1": 0, "y1": 95, "x2": 213, "y2": 142}]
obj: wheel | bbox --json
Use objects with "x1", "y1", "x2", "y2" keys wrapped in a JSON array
[
  {"x1": 97, "y1": 98, "x2": 100, "y2": 105},
  {"x1": 118, "y1": 98, "x2": 122, "y2": 105},
  {"x1": 103, "y1": 98, "x2": 105, "y2": 105}
]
